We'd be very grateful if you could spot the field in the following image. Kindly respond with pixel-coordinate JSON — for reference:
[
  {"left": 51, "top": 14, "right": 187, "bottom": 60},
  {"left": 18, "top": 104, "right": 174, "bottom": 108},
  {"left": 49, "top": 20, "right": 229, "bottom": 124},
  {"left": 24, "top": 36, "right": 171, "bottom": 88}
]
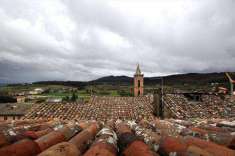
[
  {"left": 0, "top": 83, "right": 134, "bottom": 103},
  {"left": 1, "top": 72, "right": 230, "bottom": 104}
]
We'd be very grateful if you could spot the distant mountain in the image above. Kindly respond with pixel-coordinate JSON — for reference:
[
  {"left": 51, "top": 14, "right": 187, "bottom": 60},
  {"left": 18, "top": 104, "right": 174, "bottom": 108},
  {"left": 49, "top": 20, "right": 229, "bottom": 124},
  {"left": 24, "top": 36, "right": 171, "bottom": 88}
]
[
  {"left": 90, "top": 75, "right": 132, "bottom": 85},
  {"left": 34, "top": 81, "right": 88, "bottom": 89},
  {"left": 32, "top": 72, "right": 234, "bottom": 87},
  {"left": 155, "top": 72, "right": 232, "bottom": 85},
  {"left": 0, "top": 83, "right": 6, "bottom": 87},
  {"left": 91, "top": 72, "right": 234, "bottom": 86}
]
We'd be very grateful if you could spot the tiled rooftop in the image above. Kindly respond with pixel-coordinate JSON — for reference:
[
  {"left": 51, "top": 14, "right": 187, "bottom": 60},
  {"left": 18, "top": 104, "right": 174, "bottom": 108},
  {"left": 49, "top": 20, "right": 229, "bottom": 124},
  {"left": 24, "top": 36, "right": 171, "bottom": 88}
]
[
  {"left": 0, "top": 103, "right": 32, "bottom": 116},
  {"left": 1, "top": 94, "right": 235, "bottom": 155},
  {"left": 0, "top": 118, "right": 234, "bottom": 156},
  {"left": 23, "top": 94, "right": 235, "bottom": 123},
  {"left": 164, "top": 94, "right": 235, "bottom": 119},
  {"left": 25, "top": 96, "right": 154, "bottom": 121}
]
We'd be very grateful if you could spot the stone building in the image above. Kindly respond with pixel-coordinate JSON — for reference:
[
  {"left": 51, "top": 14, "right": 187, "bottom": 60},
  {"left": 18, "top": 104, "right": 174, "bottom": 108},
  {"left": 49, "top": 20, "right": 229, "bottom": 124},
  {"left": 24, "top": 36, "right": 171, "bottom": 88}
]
[
  {"left": 0, "top": 103, "right": 31, "bottom": 121},
  {"left": 134, "top": 64, "right": 144, "bottom": 96},
  {"left": 16, "top": 96, "right": 26, "bottom": 103}
]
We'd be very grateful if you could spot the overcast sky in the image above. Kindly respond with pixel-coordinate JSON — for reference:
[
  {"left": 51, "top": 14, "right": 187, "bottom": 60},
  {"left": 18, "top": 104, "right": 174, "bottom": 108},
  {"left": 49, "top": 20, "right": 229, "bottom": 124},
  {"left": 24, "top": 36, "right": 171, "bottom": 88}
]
[{"left": 0, "top": 0, "right": 235, "bottom": 83}]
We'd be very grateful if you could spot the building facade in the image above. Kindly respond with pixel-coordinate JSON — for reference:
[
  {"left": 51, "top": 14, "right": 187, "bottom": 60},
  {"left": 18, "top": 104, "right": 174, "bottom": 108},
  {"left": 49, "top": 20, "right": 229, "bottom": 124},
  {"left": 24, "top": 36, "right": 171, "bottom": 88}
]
[{"left": 134, "top": 64, "right": 144, "bottom": 96}]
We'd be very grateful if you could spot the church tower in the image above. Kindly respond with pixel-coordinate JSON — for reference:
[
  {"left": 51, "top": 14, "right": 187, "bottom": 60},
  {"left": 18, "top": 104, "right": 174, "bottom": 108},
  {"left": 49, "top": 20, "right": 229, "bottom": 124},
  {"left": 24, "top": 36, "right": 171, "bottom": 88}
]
[{"left": 134, "top": 64, "right": 144, "bottom": 96}]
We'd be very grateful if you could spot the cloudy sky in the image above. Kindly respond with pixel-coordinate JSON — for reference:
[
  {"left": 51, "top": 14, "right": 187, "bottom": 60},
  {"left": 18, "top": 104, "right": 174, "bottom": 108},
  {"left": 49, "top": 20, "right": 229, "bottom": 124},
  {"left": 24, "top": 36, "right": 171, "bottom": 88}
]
[{"left": 0, "top": 0, "right": 235, "bottom": 83}]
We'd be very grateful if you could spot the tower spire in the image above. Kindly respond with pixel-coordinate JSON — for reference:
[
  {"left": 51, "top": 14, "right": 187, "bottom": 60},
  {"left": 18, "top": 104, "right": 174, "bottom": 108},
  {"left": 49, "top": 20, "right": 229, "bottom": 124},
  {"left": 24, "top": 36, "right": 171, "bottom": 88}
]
[{"left": 135, "top": 64, "right": 142, "bottom": 75}]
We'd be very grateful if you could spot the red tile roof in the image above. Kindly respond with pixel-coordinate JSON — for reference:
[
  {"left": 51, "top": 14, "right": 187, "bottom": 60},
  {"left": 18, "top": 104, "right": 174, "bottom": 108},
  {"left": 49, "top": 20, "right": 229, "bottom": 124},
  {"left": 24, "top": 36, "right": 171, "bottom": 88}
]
[
  {"left": 0, "top": 118, "right": 234, "bottom": 156},
  {"left": 24, "top": 96, "right": 154, "bottom": 121}
]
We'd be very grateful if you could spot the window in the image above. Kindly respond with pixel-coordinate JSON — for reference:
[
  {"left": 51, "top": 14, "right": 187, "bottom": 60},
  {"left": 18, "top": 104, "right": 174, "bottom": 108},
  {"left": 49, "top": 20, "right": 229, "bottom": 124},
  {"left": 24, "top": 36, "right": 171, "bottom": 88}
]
[
  {"left": 4, "top": 116, "right": 7, "bottom": 120},
  {"left": 138, "top": 80, "right": 140, "bottom": 87},
  {"left": 183, "top": 93, "right": 202, "bottom": 102},
  {"left": 138, "top": 90, "right": 140, "bottom": 96},
  {"left": 13, "top": 116, "right": 15, "bottom": 120}
]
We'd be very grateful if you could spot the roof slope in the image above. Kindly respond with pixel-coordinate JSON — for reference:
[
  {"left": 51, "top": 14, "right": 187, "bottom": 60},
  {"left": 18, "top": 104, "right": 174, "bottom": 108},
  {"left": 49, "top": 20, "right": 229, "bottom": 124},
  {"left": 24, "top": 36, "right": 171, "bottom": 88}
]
[
  {"left": 164, "top": 94, "right": 235, "bottom": 119},
  {"left": 0, "top": 118, "right": 234, "bottom": 156},
  {"left": 25, "top": 96, "right": 154, "bottom": 121},
  {"left": 0, "top": 103, "right": 32, "bottom": 116}
]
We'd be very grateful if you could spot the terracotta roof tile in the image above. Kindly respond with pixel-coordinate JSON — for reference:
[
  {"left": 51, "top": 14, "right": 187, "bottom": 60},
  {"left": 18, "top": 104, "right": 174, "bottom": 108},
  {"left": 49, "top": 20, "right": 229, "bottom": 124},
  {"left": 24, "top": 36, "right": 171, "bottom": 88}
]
[
  {"left": 0, "top": 118, "right": 234, "bottom": 155},
  {"left": 0, "top": 95, "right": 235, "bottom": 155},
  {"left": 164, "top": 94, "right": 235, "bottom": 119},
  {"left": 24, "top": 96, "right": 154, "bottom": 121}
]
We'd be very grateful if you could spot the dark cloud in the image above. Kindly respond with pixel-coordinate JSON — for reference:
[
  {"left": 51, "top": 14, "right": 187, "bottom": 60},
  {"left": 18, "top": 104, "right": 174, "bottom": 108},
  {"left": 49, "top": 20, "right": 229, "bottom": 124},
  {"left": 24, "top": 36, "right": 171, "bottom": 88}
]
[{"left": 0, "top": 0, "right": 235, "bottom": 83}]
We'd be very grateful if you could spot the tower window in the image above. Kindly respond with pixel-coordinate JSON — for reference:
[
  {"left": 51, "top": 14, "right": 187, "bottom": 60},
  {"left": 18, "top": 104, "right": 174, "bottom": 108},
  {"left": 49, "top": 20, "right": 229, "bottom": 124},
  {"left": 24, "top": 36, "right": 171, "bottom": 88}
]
[
  {"left": 138, "top": 90, "right": 140, "bottom": 96},
  {"left": 138, "top": 80, "right": 140, "bottom": 87}
]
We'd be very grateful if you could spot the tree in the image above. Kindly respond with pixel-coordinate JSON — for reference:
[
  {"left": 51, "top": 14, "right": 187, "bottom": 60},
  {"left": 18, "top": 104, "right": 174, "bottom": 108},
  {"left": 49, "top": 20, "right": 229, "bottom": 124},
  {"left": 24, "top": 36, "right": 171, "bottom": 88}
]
[
  {"left": 63, "top": 96, "right": 70, "bottom": 102},
  {"left": 71, "top": 92, "right": 78, "bottom": 102}
]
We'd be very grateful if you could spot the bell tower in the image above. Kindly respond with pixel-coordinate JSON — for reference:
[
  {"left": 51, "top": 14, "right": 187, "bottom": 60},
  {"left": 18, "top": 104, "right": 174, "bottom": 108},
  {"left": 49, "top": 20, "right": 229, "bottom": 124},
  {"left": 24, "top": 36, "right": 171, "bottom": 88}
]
[{"left": 134, "top": 64, "right": 144, "bottom": 96}]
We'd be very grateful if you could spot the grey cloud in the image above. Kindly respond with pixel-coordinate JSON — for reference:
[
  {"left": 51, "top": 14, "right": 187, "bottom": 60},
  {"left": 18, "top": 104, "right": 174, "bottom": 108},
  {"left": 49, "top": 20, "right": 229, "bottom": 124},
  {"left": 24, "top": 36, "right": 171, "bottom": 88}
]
[{"left": 0, "top": 0, "right": 235, "bottom": 83}]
